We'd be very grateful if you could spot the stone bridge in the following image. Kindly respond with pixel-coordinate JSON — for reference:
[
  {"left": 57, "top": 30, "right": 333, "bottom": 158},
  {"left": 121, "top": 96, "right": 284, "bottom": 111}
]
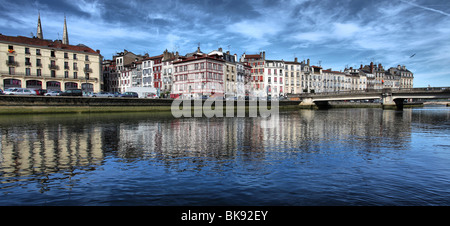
[{"left": 288, "top": 87, "right": 450, "bottom": 110}]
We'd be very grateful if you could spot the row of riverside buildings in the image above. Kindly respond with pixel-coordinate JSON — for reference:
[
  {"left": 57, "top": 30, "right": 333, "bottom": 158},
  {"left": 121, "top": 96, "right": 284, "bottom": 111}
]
[
  {"left": 103, "top": 48, "right": 414, "bottom": 99},
  {"left": 0, "top": 15, "right": 414, "bottom": 97}
]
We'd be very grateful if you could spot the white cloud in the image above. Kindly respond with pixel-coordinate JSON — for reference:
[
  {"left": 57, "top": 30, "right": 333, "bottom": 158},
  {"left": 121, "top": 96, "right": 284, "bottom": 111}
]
[
  {"left": 292, "top": 32, "right": 327, "bottom": 42},
  {"left": 332, "top": 23, "right": 360, "bottom": 39},
  {"left": 226, "top": 20, "right": 283, "bottom": 40}
]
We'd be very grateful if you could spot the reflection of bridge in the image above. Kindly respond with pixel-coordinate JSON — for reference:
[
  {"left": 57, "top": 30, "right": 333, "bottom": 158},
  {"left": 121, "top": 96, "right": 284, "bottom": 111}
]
[{"left": 288, "top": 87, "right": 450, "bottom": 110}]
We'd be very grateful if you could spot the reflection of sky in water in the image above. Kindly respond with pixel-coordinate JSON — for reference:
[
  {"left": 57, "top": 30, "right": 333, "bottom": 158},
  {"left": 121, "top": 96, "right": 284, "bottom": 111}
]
[{"left": 0, "top": 107, "right": 449, "bottom": 205}]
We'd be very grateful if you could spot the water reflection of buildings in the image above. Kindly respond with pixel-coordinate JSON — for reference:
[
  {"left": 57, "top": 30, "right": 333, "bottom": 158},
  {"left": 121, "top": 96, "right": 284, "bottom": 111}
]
[
  {"left": 0, "top": 109, "right": 415, "bottom": 181},
  {"left": 115, "top": 109, "right": 413, "bottom": 164},
  {"left": 117, "top": 117, "right": 240, "bottom": 159},
  {"left": 0, "top": 123, "right": 103, "bottom": 179}
]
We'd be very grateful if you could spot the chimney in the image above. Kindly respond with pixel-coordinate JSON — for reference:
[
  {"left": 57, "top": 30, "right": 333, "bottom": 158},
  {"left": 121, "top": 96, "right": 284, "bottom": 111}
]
[
  {"left": 370, "top": 62, "right": 374, "bottom": 72},
  {"left": 262, "top": 51, "right": 265, "bottom": 60},
  {"left": 295, "top": 57, "right": 298, "bottom": 63},
  {"left": 218, "top": 47, "right": 222, "bottom": 52},
  {"left": 307, "top": 59, "right": 310, "bottom": 66}
]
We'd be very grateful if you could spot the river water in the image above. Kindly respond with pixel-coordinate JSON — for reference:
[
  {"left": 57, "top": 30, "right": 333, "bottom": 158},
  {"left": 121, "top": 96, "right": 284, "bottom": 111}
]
[{"left": 0, "top": 107, "right": 449, "bottom": 206}]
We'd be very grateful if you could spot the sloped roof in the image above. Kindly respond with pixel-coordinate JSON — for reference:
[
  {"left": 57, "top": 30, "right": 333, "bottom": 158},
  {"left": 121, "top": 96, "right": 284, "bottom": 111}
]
[{"left": 0, "top": 34, "right": 99, "bottom": 54}]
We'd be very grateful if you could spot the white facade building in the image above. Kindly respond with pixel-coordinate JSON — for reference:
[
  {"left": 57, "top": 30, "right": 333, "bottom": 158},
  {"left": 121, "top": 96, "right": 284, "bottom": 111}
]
[
  {"left": 265, "top": 60, "right": 285, "bottom": 98},
  {"left": 142, "top": 58, "right": 153, "bottom": 88}
]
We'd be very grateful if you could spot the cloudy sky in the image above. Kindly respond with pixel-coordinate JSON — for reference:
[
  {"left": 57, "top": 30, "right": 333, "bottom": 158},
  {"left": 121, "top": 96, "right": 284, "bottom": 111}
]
[{"left": 1, "top": 0, "right": 449, "bottom": 87}]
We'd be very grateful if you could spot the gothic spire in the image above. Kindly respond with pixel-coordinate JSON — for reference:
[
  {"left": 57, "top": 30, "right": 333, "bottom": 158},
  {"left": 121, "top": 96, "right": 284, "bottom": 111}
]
[
  {"left": 62, "top": 15, "right": 69, "bottom": 45},
  {"left": 37, "top": 12, "right": 43, "bottom": 39}
]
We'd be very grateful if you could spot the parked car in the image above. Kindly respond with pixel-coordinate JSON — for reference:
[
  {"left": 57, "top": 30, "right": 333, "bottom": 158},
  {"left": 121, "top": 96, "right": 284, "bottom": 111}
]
[
  {"left": 120, "top": 92, "right": 138, "bottom": 98},
  {"left": 0, "top": 89, "right": 3, "bottom": 95},
  {"left": 60, "top": 89, "right": 83, "bottom": 96},
  {"left": 45, "top": 90, "right": 63, "bottom": 96},
  {"left": 4, "top": 88, "right": 36, "bottom": 95},
  {"left": 31, "top": 89, "right": 47, "bottom": 96},
  {"left": 3, "top": 88, "right": 18, "bottom": 94},
  {"left": 91, "top": 91, "right": 114, "bottom": 97}
]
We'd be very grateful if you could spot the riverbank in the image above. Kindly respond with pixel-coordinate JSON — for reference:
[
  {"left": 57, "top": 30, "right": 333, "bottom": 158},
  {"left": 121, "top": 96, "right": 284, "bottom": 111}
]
[
  {"left": 0, "top": 95, "right": 301, "bottom": 115},
  {"left": 0, "top": 95, "right": 427, "bottom": 114}
]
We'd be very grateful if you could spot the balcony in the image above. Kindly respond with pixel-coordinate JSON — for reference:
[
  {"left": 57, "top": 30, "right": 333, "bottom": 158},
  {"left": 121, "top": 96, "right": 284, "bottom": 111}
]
[
  {"left": 6, "top": 60, "right": 19, "bottom": 67},
  {"left": 48, "top": 64, "right": 60, "bottom": 70},
  {"left": 83, "top": 68, "right": 93, "bottom": 73}
]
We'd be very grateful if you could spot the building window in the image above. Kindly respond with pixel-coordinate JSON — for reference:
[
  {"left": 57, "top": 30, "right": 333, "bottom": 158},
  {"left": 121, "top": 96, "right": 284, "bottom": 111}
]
[
  {"left": 64, "top": 71, "right": 69, "bottom": 78},
  {"left": 25, "top": 68, "right": 31, "bottom": 76},
  {"left": 25, "top": 58, "right": 31, "bottom": 66},
  {"left": 74, "top": 72, "right": 78, "bottom": 79},
  {"left": 37, "top": 69, "right": 41, "bottom": 77},
  {"left": 9, "top": 67, "right": 15, "bottom": 75},
  {"left": 51, "top": 50, "right": 56, "bottom": 57},
  {"left": 64, "top": 53, "right": 68, "bottom": 59},
  {"left": 8, "top": 55, "right": 15, "bottom": 65},
  {"left": 51, "top": 70, "right": 56, "bottom": 78},
  {"left": 85, "top": 55, "right": 89, "bottom": 61},
  {"left": 73, "top": 54, "right": 77, "bottom": 60},
  {"left": 36, "top": 59, "right": 41, "bottom": 67},
  {"left": 25, "top": 48, "right": 30, "bottom": 54},
  {"left": 36, "top": 49, "right": 41, "bottom": 55}
]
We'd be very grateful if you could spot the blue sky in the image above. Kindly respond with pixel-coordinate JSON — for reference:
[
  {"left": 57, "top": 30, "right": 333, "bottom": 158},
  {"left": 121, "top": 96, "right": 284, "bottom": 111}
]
[{"left": 1, "top": 0, "right": 449, "bottom": 87}]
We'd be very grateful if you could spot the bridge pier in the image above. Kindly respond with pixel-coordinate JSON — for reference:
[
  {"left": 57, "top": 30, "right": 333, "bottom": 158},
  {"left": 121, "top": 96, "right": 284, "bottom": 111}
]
[
  {"left": 299, "top": 97, "right": 316, "bottom": 109},
  {"left": 299, "top": 98, "right": 331, "bottom": 109},
  {"left": 382, "top": 94, "right": 404, "bottom": 111}
]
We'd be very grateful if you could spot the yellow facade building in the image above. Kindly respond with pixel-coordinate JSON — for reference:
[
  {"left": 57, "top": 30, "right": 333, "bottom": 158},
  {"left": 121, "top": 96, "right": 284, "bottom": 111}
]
[{"left": 0, "top": 15, "right": 102, "bottom": 92}]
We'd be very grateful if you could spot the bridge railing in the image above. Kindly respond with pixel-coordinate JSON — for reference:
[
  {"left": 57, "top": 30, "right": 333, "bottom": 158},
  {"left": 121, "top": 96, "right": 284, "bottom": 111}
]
[
  {"left": 391, "top": 87, "right": 450, "bottom": 92},
  {"left": 287, "top": 87, "right": 450, "bottom": 97},
  {"left": 287, "top": 89, "right": 381, "bottom": 97}
]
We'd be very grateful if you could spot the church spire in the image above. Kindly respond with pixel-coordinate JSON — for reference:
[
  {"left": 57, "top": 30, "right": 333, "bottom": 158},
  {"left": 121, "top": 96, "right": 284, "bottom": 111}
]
[
  {"left": 37, "top": 12, "right": 43, "bottom": 39},
  {"left": 62, "top": 15, "right": 69, "bottom": 45}
]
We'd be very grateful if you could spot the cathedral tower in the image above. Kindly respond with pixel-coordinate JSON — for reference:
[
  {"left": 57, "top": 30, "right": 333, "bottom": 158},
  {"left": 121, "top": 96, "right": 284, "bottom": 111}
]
[
  {"left": 62, "top": 15, "right": 69, "bottom": 45},
  {"left": 37, "top": 12, "right": 43, "bottom": 39}
]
